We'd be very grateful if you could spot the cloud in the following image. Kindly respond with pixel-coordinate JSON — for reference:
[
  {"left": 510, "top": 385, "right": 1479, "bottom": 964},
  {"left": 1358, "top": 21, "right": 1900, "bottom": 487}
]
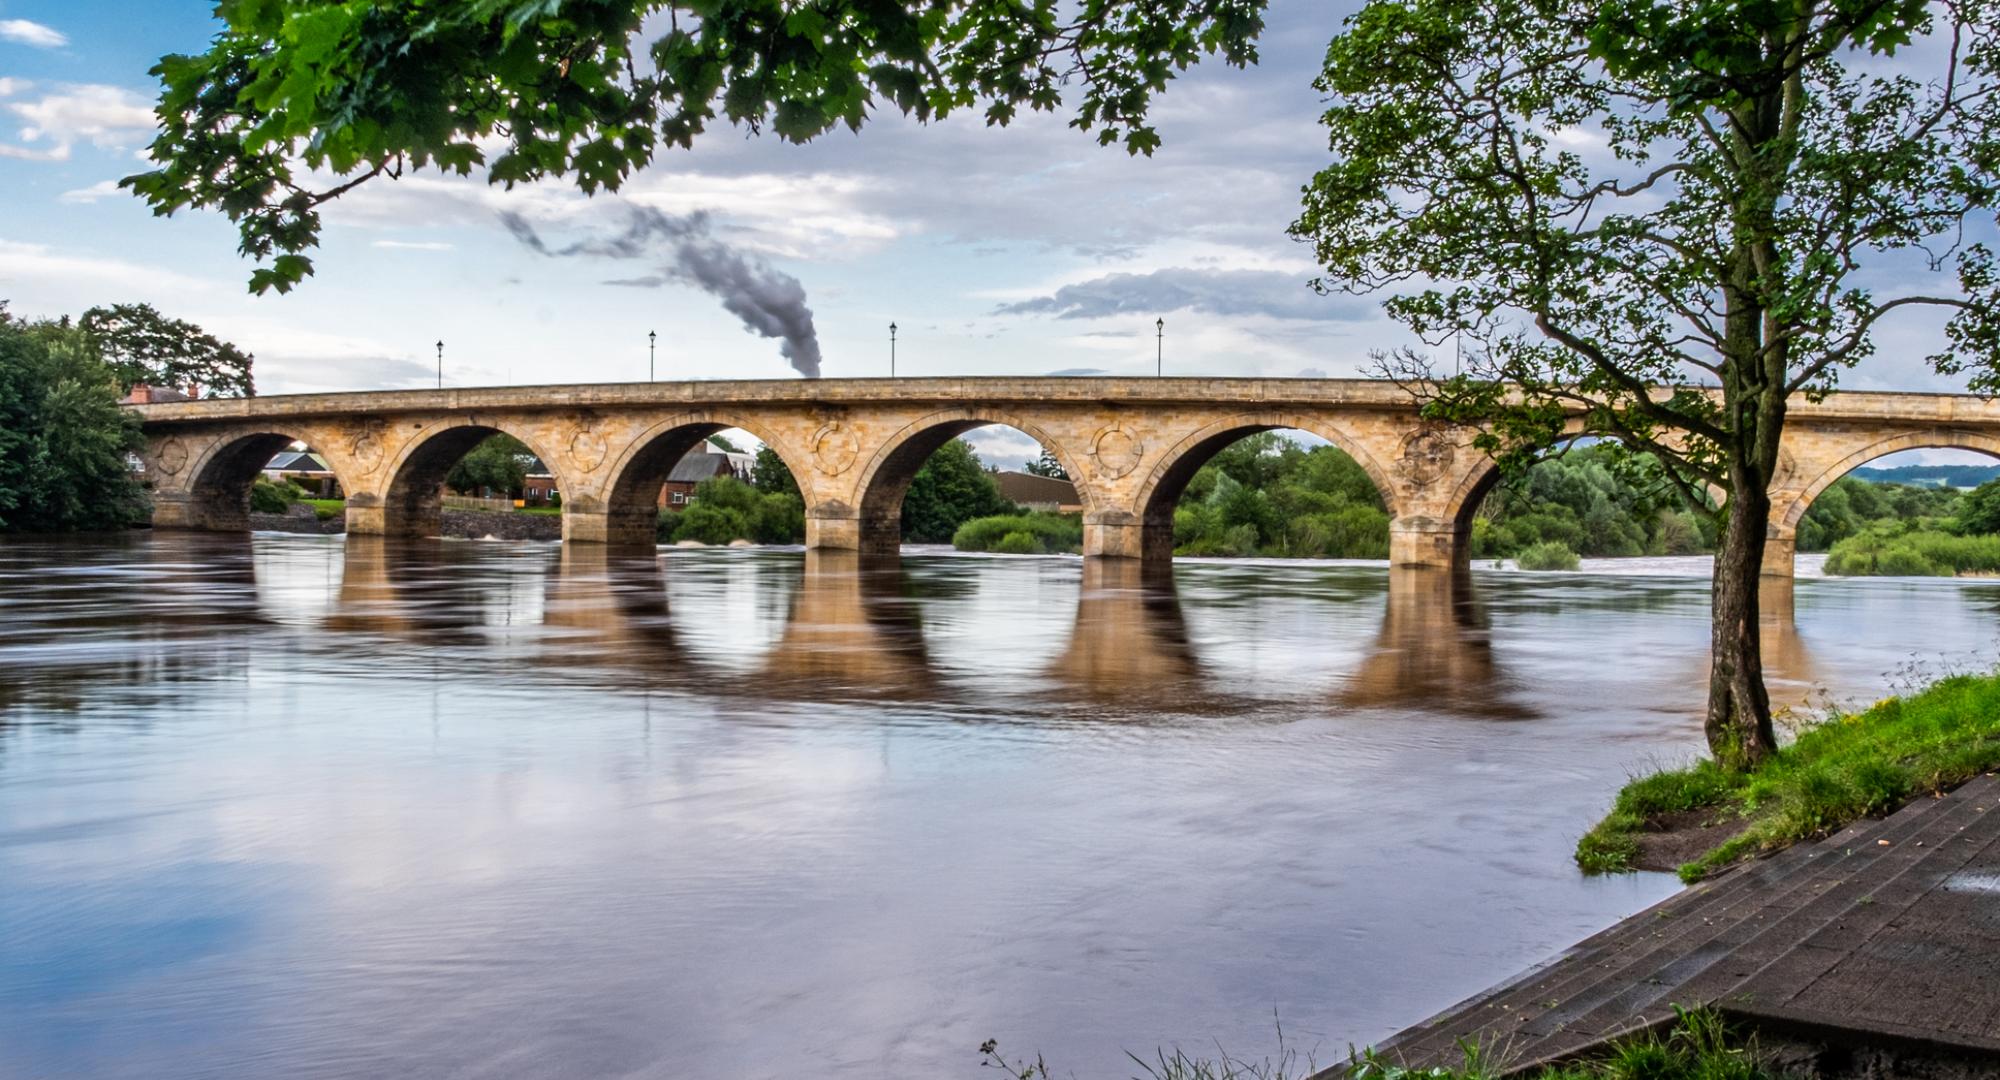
[
  {"left": 0, "top": 19, "right": 65, "bottom": 48},
  {"left": 58, "top": 179, "right": 121, "bottom": 203},
  {"left": 0, "top": 77, "right": 29, "bottom": 97},
  {"left": 995, "top": 267, "right": 1380, "bottom": 322},
  {"left": 1, "top": 84, "right": 155, "bottom": 161},
  {"left": 1044, "top": 367, "right": 1110, "bottom": 376},
  {"left": 501, "top": 206, "right": 823, "bottom": 378},
  {"left": 0, "top": 237, "right": 211, "bottom": 295},
  {"left": 371, "top": 239, "right": 455, "bottom": 251},
  {"left": 959, "top": 425, "right": 1046, "bottom": 471},
  {"left": 255, "top": 354, "right": 438, "bottom": 395}
]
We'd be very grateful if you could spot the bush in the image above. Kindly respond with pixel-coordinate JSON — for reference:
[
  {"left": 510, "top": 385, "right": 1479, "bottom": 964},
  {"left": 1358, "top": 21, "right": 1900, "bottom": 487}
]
[
  {"left": 1825, "top": 526, "right": 2000, "bottom": 576},
  {"left": 249, "top": 478, "right": 302, "bottom": 514},
  {"left": 1515, "top": 540, "right": 1581, "bottom": 571},
  {"left": 668, "top": 502, "right": 741, "bottom": 545},
  {"left": 1285, "top": 506, "right": 1390, "bottom": 558},
  {"left": 657, "top": 476, "right": 804, "bottom": 545},
  {"left": 992, "top": 531, "right": 1041, "bottom": 554},
  {"left": 952, "top": 512, "right": 1082, "bottom": 554}
]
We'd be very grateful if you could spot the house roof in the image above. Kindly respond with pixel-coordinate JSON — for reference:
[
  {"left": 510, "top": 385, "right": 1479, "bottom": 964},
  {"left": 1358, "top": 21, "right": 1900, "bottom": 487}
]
[
  {"left": 666, "top": 450, "right": 745, "bottom": 484},
  {"left": 265, "top": 450, "right": 330, "bottom": 473},
  {"left": 993, "top": 470, "right": 1080, "bottom": 506}
]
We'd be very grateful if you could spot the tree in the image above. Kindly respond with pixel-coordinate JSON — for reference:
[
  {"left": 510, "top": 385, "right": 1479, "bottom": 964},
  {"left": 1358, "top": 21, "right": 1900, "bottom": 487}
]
[
  {"left": 1294, "top": 0, "right": 2000, "bottom": 768},
  {"left": 79, "top": 303, "right": 255, "bottom": 398},
  {"left": 902, "top": 439, "right": 1015, "bottom": 542},
  {"left": 0, "top": 313, "right": 148, "bottom": 533},
  {"left": 751, "top": 445, "right": 799, "bottom": 497},
  {"left": 707, "top": 434, "right": 742, "bottom": 453},
  {"left": 446, "top": 434, "right": 530, "bottom": 496},
  {"left": 1025, "top": 446, "right": 1070, "bottom": 480},
  {"left": 125, "top": 0, "right": 1266, "bottom": 294},
  {"left": 1958, "top": 477, "right": 2000, "bottom": 535}
]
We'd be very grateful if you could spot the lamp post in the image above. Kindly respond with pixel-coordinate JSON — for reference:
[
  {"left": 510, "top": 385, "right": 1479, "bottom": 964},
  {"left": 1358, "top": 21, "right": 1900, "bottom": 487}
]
[
  {"left": 649, "top": 330, "right": 657, "bottom": 382},
  {"left": 1155, "top": 318, "right": 1164, "bottom": 377},
  {"left": 889, "top": 321, "right": 898, "bottom": 378},
  {"left": 435, "top": 340, "right": 443, "bottom": 388}
]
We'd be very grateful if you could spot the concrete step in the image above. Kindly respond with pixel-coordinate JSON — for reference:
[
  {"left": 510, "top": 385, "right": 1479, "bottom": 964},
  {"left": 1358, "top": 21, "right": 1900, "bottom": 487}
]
[
  {"left": 1546, "top": 780, "right": 1999, "bottom": 1044},
  {"left": 1367, "top": 785, "right": 1969, "bottom": 1071}
]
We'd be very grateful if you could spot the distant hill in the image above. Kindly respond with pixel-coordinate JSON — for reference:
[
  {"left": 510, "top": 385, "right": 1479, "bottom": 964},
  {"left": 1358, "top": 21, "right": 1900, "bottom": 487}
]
[{"left": 1850, "top": 462, "right": 2000, "bottom": 489}]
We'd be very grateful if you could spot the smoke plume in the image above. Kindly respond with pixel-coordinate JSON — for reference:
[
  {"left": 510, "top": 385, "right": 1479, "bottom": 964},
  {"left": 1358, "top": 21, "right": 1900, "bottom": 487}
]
[{"left": 499, "top": 207, "right": 822, "bottom": 378}]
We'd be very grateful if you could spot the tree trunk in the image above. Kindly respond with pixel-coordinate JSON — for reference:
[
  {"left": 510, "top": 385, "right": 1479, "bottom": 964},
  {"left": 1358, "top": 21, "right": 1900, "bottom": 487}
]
[{"left": 1706, "top": 461, "right": 1779, "bottom": 769}]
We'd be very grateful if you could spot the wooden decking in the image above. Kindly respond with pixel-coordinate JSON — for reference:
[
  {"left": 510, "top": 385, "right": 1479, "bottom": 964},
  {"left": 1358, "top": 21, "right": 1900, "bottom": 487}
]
[{"left": 1355, "top": 774, "right": 2000, "bottom": 1075}]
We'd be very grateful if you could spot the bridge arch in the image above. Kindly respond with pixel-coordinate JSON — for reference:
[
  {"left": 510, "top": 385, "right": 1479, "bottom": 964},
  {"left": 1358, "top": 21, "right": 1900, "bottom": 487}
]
[
  {"left": 596, "top": 411, "right": 817, "bottom": 546},
  {"left": 1128, "top": 411, "right": 1400, "bottom": 562},
  {"left": 1777, "top": 429, "right": 2000, "bottom": 534},
  {"left": 376, "top": 418, "right": 572, "bottom": 539},
  {"left": 1763, "top": 428, "right": 2000, "bottom": 576},
  {"left": 850, "top": 408, "right": 1095, "bottom": 555},
  {"left": 179, "top": 429, "right": 355, "bottom": 532}
]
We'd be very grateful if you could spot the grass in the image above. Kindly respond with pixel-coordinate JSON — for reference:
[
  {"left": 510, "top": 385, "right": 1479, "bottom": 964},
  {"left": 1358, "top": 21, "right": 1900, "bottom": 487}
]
[
  {"left": 1578, "top": 671, "right": 2000, "bottom": 882},
  {"left": 1345, "top": 1007, "right": 1774, "bottom": 1079},
  {"left": 300, "top": 498, "right": 345, "bottom": 522},
  {"left": 980, "top": 1008, "right": 1770, "bottom": 1080}
]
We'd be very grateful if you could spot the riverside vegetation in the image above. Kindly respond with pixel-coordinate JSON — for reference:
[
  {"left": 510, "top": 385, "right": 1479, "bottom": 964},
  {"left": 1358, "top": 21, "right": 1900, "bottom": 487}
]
[
  {"left": 0, "top": 301, "right": 255, "bottom": 535},
  {"left": 980, "top": 1006, "right": 1775, "bottom": 1080},
  {"left": 1578, "top": 670, "right": 2000, "bottom": 883}
]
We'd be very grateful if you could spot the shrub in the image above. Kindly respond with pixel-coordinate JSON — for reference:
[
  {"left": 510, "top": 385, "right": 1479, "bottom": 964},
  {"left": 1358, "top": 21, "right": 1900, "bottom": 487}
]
[
  {"left": 992, "top": 531, "right": 1041, "bottom": 554},
  {"left": 952, "top": 512, "right": 1082, "bottom": 554},
  {"left": 1873, "top": 546, "right": 1939, "bottom": 576},
  {"left": 1286, "top": 506, "right": 1391, "bottom": 558},
  {"left": 249, "top": 479, "right": 297, "bottom": 513},
  {"left": 668, "top": 502, "right": 743, "bottom": 545},
  {"left": 1825, "top": 527, "right": 2000, "bottom": 576},
  {"left": 1515, "top": 540, "right": 1580, "bottom": 571}
]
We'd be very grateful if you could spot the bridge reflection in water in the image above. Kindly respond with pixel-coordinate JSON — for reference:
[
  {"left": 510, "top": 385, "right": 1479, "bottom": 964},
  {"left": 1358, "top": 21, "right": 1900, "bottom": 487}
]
[
  {"left": 0, "top": 533, "right": 1833, "bottom": 729},
  {"left": 309, "top": 539, "right": 1600, "bottom": 718}
]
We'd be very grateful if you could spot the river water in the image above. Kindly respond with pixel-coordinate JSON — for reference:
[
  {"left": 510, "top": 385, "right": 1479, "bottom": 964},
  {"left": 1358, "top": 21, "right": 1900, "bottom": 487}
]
[{"left": 2, "top": 533, "right": 1995, "bottom": 1079}]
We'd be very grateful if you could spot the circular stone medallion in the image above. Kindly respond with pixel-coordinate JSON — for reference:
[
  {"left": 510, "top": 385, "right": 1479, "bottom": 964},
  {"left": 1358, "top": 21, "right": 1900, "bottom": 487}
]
[
  {"left": 570, "top": 428, "right": 609, "bottom": 473},
  {"left": 153, "top": 437, "right": 188, "bottom": 477},
  {"left": 811, "top": 423, "right": 860, "bottom": 476},
  {"left": 1398, "top": 426, "right": 1456, "bottom": 486},
  {"left": 1091, "top": 425, "right": 1143, "bottom": 479}
]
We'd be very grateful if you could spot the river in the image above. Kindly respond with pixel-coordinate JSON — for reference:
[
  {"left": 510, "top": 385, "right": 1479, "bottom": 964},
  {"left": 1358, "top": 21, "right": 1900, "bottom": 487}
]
[{"left": 1, "top": 533, "right": 1995, "bottom": 1079}]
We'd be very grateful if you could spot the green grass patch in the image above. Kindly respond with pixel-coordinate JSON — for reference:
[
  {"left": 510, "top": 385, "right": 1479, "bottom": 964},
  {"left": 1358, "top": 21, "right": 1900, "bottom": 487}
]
[
  {"left": 518, "top": 506, "right": 563, "bottom": 516},
  {"left": 1346, "top": 1007, "right": 1772, "bottom": 1079},
  {"left": 982, "top": 1007, "right": 1771, "bottom": 1080},
  {"left": 301, "top": 498, "right": 345, "bottom": 522},
  {"left": 1579, "top": 672, "right": 2000, "bottom": 882}
]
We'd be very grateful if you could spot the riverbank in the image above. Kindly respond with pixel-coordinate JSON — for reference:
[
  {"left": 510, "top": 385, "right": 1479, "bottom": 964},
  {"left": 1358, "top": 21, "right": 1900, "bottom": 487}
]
[
  {"left": 1576, "top": 671, "right": 2000, "bottom": 882},
  {"left": 1346, "top": 774, "right": 2000, "bottom": 1079}
]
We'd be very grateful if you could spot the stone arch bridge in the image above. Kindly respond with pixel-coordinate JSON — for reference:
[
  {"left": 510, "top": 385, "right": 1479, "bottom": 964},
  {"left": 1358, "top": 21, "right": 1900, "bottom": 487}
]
[{"left": 130, "top": 377, "right": 2000, "bottom": 573}]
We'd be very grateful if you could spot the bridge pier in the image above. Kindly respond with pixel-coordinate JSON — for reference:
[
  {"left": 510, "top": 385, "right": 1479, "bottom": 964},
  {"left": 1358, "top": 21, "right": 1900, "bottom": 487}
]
[
  {"left": 1761, "top": 533, "right": 1797, "bottom": 577},
  {"left": 1389, "top": 517, "right": 1465, "bottom": 570},
  {"left": 1082, "top": 514, "right": 1145, "bottom": 560},
  {"left": 805, "top": 507, "right": 863, "bottom": 552}
]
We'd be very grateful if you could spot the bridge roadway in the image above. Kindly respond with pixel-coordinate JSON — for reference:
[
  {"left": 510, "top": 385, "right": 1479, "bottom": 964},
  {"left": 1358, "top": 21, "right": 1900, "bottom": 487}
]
[{"left": 129, "top": 377, "right": 2000, "bottom": 573}]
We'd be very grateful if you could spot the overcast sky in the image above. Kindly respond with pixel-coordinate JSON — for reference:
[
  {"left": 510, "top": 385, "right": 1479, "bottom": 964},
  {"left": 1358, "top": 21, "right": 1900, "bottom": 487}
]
[{"left": 0, "top": 0, "right": 1987, "bottom": 469}]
